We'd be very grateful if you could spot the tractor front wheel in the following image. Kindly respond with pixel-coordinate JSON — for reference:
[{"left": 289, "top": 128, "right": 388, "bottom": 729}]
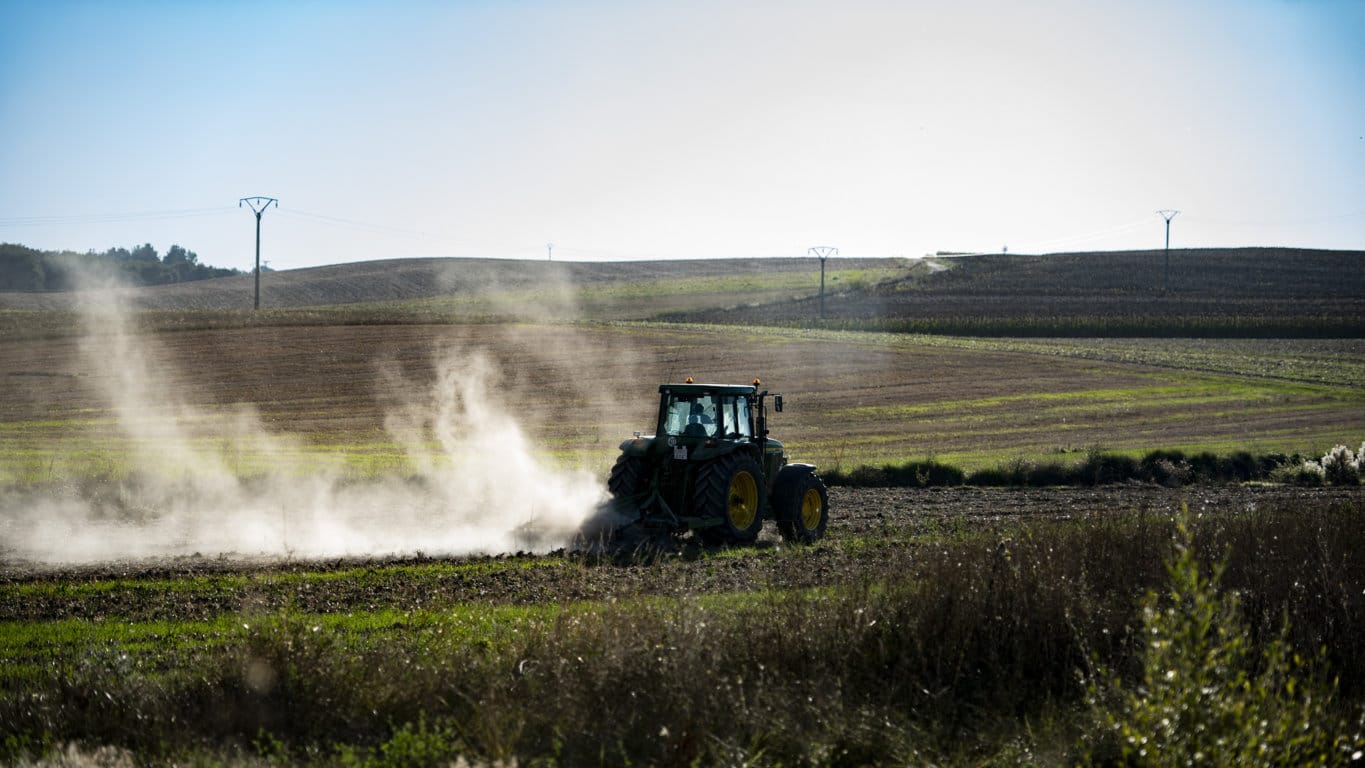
[{"left": 696, "top": 454, "right": 765, "bottom": 543}]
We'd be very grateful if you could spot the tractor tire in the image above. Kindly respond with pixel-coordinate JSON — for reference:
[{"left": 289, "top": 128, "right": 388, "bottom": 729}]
[
  {"left": 775, "top": 470, "right": 829, "bottom": 544},
  {"left": 608, "top": 455, "right": 649, "bottom": 498},
  {"left": 696, "top": 453, "right": 765, "bottom": 543}
]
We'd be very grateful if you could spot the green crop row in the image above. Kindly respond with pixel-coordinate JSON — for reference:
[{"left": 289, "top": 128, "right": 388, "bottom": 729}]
[
  {"left": 612, "top": 322, "right": 1365, "bottom": 388},
  {"left": 815, "top": 313, "right": 1365, "bottom": 338}
]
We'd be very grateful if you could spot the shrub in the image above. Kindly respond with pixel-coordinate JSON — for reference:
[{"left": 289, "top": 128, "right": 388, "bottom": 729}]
[
  {"left": 1082, "top": 511, "right": 1365, "bottom": 766},
  {"left": 1267, "top": 457, "right": 1323, "bottom": 486},
  {"left": 964, "top": 458, "right": 1074, "bottom": 486},
  {"left": 1322, "top": 444, "right": 1361, "bottom": 486},
  {"left": 1080, "top": 449, "right": 1139, "bottom": 485},
  {"left": 333, "top": 716, "right": 469, "bottom": 768},
  {"left": 1139, "top": 451, "right": 1193, "bottom": 487},
  {"left": 832, "top": 444, "right": 1363, "bottom": 488},
  {"left": 826, "top": 460, "right": 964, "bottom": 487}
]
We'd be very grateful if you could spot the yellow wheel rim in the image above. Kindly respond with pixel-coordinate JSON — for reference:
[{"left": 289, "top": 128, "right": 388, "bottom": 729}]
[
  {"left": 800, "top": 487, "right": 824, "bottom": 531},
  {"left": 728, "top": 471, "right": 759, "bottom": 530}
]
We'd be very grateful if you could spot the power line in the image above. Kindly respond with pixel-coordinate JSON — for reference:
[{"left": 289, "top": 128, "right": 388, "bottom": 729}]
[
  {"left": 1020, "top": 218, "right": 1152, "bottom": 252},
  {"left": 275, "top": 208, "right": 435, "bottom": 238},
  {"left": 0, "top": 207, "right": 236, "bottom": 227},
  {"left": 1187, "top": 208, "right": 1365, "bottom": 228}
]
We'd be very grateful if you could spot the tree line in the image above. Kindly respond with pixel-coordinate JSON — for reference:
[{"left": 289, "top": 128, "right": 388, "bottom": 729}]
[{"left": 0, "top": 242, "right": 243, "bottom": 291}]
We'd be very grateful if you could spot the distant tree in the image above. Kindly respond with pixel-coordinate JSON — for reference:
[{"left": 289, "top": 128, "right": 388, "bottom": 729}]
[
  {"left": 163, "top": 244, "right": 204, "bottom": 282},
  {"left": 129, "top": 243, "right": 159, "bottom": 264},
  {"left": 164, "top": 244, "right": 197, "bottom": 267},
  {"left": 0, "top": 244, "right": 46, "bottom": 290},
  {"left": 140, "top": 260, "right": 167, "bottom": 284},
  {"left": 0, "top": 242, "right": 241, "bottom": 291}
]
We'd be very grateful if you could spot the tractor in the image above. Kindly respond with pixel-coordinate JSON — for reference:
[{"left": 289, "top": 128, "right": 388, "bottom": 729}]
[{"left": 597, "top": 378, "right": 829, "bottom": 546}]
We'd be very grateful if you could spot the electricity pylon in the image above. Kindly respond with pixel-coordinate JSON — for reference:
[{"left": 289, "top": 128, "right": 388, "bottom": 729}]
[
  {"left": 808, "top": 246, "right": 838, "bottom": 319},
  {"left": 1157, "top": 210, "right": 1179, "bottom": 293},
  {"left": 240, "top": 197, "right": 278, "bottom": 310}
]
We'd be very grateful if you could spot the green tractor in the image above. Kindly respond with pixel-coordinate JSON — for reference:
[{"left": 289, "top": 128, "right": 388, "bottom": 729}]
[{"left": 598, "top": 379, "right": 829, "bottom": 546}]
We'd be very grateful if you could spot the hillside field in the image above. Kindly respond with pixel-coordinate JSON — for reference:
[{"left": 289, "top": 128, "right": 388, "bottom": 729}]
[
  {"left": 669, "top": 248, "right": 1365, "bottom": 337},
  {"left": 3, "top": 322, "right": 1362, "bottom": 482}
]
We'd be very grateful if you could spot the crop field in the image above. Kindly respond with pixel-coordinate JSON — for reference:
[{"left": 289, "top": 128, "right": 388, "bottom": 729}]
[
  {"left": 2, "top": 321, "right": 1363, "bottom": 483},
  {"left": 677, "top": 248, "right": 1365, "bottom": 337},
  {"left": 0, "top": 257, "right": 908, "bottom": 318},
  {"left": 2, "top": 251, "right": 1364, "bottom": 765}
]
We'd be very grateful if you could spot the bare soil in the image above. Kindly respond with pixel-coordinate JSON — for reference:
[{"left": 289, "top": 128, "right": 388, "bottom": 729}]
[
  {"left": 666, "top": 249, "right": 1365, "bottom": 333},
  {"left": 5, "top": 323, "right": 1360, "bottom": 472}
]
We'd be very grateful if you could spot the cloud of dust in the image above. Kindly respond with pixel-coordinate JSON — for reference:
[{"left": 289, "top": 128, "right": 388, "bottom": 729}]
[
  {"left": 433, "top": 257, "right": 582, "bottom": 324},
  {"left": 432, "top": 257, "right": 660, "bottom": 433},
  {"left": 0, "top": 278, "right": 607, "bottom": 567}
]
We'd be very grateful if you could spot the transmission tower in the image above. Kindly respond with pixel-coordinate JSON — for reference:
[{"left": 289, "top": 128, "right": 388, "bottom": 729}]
[
  {"left": 808, "top": 246, "right": 838, "bottom": 319},
  {"left": 1157, "top": 209, "right": 1179, "bottom": 293},
  {"left": 240, "top": 197, "right": 278, "bottom": 310}
]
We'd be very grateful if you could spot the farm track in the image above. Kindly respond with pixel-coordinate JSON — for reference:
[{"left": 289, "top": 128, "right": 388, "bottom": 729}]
[{"left": 3, "top": 485, "right": 1358, "bottom": 623}]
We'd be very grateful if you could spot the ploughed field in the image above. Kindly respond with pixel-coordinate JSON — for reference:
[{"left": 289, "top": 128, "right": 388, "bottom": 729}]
[
  {"left": 3, "top": 321, "right": 1363, "bottom": 480},
  {"left": 667, "top": 248, "right": 1365, "bottom": 337}
]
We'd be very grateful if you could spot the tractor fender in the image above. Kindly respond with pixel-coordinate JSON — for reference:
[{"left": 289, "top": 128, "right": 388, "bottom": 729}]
[
  {"left": 770, "top": 463, "right": 818, "bottom": 522},
  {"left": 618, "top": 436, "right": 656, "bottom": 458}
]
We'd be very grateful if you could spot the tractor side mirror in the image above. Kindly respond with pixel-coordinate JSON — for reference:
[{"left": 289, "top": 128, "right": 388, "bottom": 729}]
[{"left": 773, "top": 395, "right": 783, "bottom": 413}]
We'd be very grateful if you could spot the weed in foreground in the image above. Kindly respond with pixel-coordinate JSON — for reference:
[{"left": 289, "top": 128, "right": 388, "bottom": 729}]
[
  {"left": 1081, "top": 509, "right": 1365, "bottom": 766},
  {"left": 4, "top": 500, "right": 1363, "bottom": 766}
]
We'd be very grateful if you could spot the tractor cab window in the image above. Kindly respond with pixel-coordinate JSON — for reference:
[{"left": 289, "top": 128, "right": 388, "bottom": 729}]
[
  {"left": 721, "top": 395, "right": 753, "bottom": 439},
  {"left": 664, "top": 394, "right": 718, "bottom": 438}
]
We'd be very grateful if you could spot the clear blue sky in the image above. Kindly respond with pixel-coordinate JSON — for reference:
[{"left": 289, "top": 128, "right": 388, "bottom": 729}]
[{"left": 2, "top": 0, "right": 1362, "bottom": 271}]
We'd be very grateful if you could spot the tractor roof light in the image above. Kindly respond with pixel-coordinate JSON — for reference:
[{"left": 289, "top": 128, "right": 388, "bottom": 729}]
[
  {"left": 752, "top": 378, "right": 761, "bottom": 386},
  {"left": 685, "top": 377, "right": 694, "bottom": 384}
]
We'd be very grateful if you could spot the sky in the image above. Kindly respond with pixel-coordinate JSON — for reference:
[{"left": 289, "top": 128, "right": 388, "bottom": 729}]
[{"left": 1, "top": 0, "right": 1362, "bottom": 272}]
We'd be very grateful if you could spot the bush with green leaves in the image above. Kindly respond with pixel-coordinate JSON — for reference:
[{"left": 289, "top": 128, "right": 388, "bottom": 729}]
[{"left": 1082, "top": 511, "right": 1365, "bottom": 766}]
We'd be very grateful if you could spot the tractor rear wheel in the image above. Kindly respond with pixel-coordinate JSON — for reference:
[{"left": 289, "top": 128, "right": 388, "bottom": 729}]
[
  {"left": 696, "top": 453, "right": 765, "bottom": 543},
  {"left": 608, "top": 455, "right": 648, "bottom": 498},
  {"left": 776, "top": 471, "right": 829, "bottom": 544}
]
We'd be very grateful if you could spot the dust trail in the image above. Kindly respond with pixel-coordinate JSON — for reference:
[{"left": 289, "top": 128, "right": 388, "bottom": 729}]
[{"left": 0, "top": 280, "right": 606, "bottom": 567}]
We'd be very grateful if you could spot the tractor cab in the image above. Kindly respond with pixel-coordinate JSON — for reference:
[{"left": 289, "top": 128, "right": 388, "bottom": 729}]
[{"left": 658, "top": 384, "right": 757, "bottom": 441}]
